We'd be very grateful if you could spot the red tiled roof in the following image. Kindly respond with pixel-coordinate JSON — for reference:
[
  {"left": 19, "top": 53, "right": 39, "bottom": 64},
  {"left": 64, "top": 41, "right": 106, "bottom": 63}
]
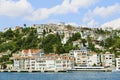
[
  {"left": 23, "top": 49, "right": 40, "bottom": 55},
  {"left": 14, "top": 56, "right": 38, "bottom": 59},
  {"left": 90, "top": 52, "right": 97, "bottom": 54}
]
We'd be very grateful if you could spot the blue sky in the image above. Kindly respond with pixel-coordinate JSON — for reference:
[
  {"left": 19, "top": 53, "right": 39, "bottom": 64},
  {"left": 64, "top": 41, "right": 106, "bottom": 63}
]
[{"left": 0, "top": 0, "right": 120, "bottom": 31}]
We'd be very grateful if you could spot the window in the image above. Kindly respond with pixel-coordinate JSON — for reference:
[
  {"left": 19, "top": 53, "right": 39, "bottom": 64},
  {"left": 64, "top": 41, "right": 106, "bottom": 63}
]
[
  {"left": 32, "top": 64, "right": 35, "bottom": 66},
  {"left": 56, "top": 61, "right": 61, "bottom": 63},
  {"left": 39, "top": 60, "right": 46, "bottom": 63},
  {"left": 63, "top": 61, "right": 66, "bottom": 63},
  {"left": 83, "top": 61, "right": 86, "bottom": 63},
  {"left": 118, "top": 62, "right": 120, "bottom": 64},
  {"left": 77, "top": 58, "right": 80, "bottom": 60},
  {"left": 56, "top": 65, "right": 62, "bottom": 67},
  {"left": 43, "top": 64, "right": 46, "bottom": 66},
  {"left": 82, "top": 53, "right": 86, "bottom": 55},
  {"left": 32, "top": 67, "right": 35, "bottom": 69}
]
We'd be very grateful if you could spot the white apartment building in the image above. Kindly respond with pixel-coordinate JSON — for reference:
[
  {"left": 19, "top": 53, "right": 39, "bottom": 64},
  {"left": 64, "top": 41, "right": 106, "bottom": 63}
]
[
  {"left": 70, "top": 48, "right": 100, "bottom": 67},
  {"left": 70, "top": 49, "right": 88, "bottom": 66},
  {"left": 13, "top": 50, "right": 74, "bottom": 71},
  {"left": 35, "top": 54, "right": 74, "bottom": 71},
  {"left": 88, "top": 52, "right": 100, "bottom": 66},
  {"left": 116, "top": 58, "right": 120, "bottom": 69},
  {"left": 101, "top": 52, "right": 115, "bottom": 67},
  {"left": 13, "top": 49, "right": 43, "bottom": 70}
]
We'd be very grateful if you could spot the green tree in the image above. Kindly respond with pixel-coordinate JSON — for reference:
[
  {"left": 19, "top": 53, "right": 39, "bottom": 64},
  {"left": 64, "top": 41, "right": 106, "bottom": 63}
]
[
  {"left": 81, "top": 39, "right": 87, "bottom": 47},
  {"left": 42, "top": 34, "right": 62, "bottom": 53},
  {"left": 66, "top": 25, "right": 73, "bottom": 30},
  {"left": 68, "top": 32, "right": 81, "bottom": 42},
  {"left": 4, "top": 28, "right": 14, "bottom": 40}
]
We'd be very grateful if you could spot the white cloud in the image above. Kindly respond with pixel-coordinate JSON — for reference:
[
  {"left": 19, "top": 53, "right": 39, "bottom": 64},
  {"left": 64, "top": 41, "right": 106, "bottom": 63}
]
[
  {"left": 84, "top": 3, "right": 120, "bottom": 20},
  {"left": 101, "top": 18, "right": 120, "bottom": 30},
  {"left": 0, "top": 0, "right": 33, "bottom": 17},
  {"left": 87, "top": 19, "right": 98, "bottom": 27},
  {"left": 83, "top": 3, "right": 120, "bottom": 27},
  {"left": 93, "top": 3, "right": 120, "bottom": 18},
  {"left": 0, "top": 0, "right": 98, "bottom": 21},
  {"left": 71, "top": 0, "right": 98, "bottom": 9},
  {"left": 25, "top": 0, "right": 98, "bottom": 21},
  {"left": 66, "top": 22, "right": 79, "bottom": 26}
]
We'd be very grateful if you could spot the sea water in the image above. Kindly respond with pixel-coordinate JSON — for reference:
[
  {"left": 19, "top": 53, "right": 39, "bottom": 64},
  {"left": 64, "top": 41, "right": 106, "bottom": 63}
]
[{"left": 0, "top": 71, "right": 119, "bottom": 80}]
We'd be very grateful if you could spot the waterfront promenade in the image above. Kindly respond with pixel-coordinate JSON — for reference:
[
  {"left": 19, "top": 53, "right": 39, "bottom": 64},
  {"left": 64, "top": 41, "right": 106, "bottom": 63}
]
[{"left": 0, "top": 66, "right": 113, "bottom": 72}]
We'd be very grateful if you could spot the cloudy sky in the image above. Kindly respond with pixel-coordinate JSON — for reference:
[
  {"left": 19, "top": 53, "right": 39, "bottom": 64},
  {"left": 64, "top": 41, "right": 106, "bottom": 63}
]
[{"left": 0, "top": 0, "right": 120, "bottom": 31}]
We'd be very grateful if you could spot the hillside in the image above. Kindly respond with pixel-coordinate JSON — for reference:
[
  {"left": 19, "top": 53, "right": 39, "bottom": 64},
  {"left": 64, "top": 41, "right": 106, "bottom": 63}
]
[{"left": 0, "top": 25, "right": 120, "bottom": 63}]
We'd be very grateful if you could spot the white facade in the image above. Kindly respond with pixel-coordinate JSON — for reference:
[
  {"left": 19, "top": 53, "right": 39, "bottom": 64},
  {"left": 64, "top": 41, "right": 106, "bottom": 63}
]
[
  {"left": 70, "top": 48, "right": 100, "bottom": 67},
  {"left": 14, "top": 60, "right": 20, "bottom": 70},
  {"left": 101, "top": 52, "right": 115, "bottom": 67},
  {"left": 13, "top": 50, "right": 74, "bottom": 71},
  {"left": 70, "top": 48, "right": 89, "bottom": 66},
  {"left": 13, "top": 49, "right": 43, "bottom": 70},
  {"left": 116, "top": 58, "right": 120, "bottom": 69},
  {"left": 88, "top": 53, "right": 98, "bottom": 66},
  {"left": 37, "top": 24, "right": 45, "bottom": 35},
  {"left": 36, "top": 55, "right": 74, "bottom": 71},
  {"left": 61, "top": 37, "right": 69, "bottom": 44}
]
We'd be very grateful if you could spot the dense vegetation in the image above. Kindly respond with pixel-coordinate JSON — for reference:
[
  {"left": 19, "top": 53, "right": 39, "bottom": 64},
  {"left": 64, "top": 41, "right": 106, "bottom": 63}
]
[
  {"left": 0, "top": 28, "right": 40, "bottom": 53},
  {"left": 0, "top": 27, "right": 120, "bottom": 63},
  {"left": 0, "top": 27, "right": 82, "bottom": 54}
]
